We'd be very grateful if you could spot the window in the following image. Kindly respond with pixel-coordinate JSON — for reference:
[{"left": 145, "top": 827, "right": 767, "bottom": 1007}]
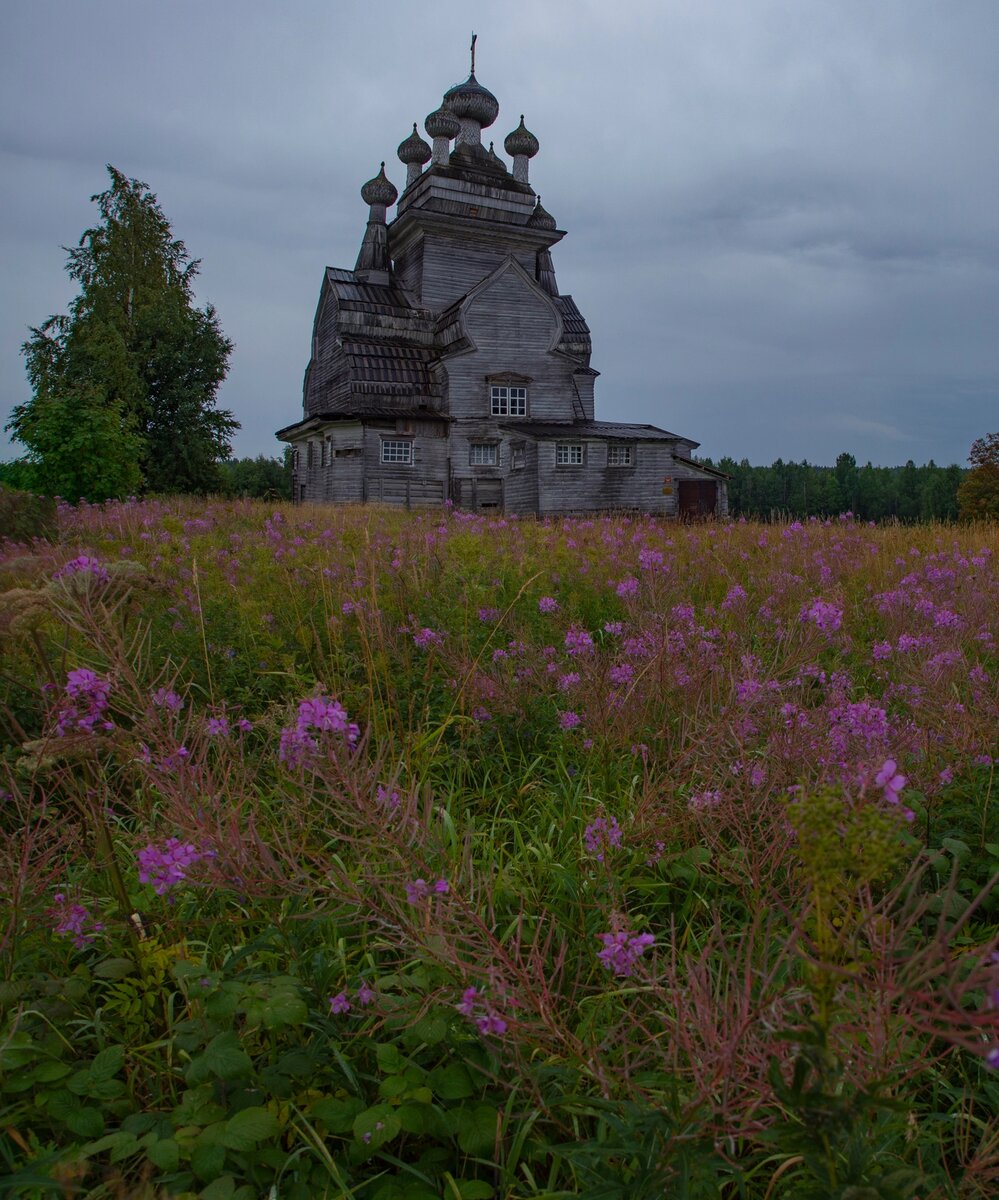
[
  {"left": 306, "top": 441, "right": 315, "bottom": 469},
  {"left": 322, "top": 438, "right": 334, "bottom": 467},
  {"left": 556, "top": 443, "right": 584, "bottom": 466},
  {"left": 380, "top": 440, "right": 413, "bottom": 465},
  {"left": 491, "top": 386, "right": 527, "bottom": 417},
  {"left": 511, "top": 443, "right": 525, "bottom": 470},
  {"left": 607, "top": 445, "right": 633, "bottom": 466},
  {"left": 470, "top": 443, "right": 498, "bottom": 466}
]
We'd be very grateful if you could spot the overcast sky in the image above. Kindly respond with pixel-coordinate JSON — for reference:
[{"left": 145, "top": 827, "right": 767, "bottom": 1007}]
[{"left": 2, "top": 0, "right": 997, "bottom": 468}]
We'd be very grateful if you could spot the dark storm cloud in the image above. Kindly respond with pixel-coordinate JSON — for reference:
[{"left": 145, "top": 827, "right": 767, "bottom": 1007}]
[{"left": 2, "top": 0, "right": 997, "bottom": 469}]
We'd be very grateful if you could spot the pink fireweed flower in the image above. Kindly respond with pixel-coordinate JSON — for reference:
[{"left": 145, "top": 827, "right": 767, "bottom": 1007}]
[
  {"left": 54, "top": 555, "right": 110, "bottom": 585},
  {"left": 137, "top": 838, "right": 215, "bottom": 895},
  {"left": 404, "top": 878, "right": 449, "bottom": 904},
  {"left": 608, "top": 663, "right": 634, "bottom": 686},
  {"left": 558, "top": 710, "right": 582, "bottom": 730},
  {"left": 457, "top": 987, "right": 479, "bottom": 1017},
  {"left": 329, "top": 991, "right": 351, "bottom": 1014},
  {"left": 205, "top": 715, "right": 230, "bottom": 737},
  {"left": 51, "top": 893, "right": 104, "bottom": 949},
  {"left": 875, "top": 759, "right": 906, "bottom": 803},
  {"left": 151, "top": 687, "right": 183, "bottom": 711},
  {"left": 801, "top": 598, "right": 844, "bottom": 634},
  {"left": 597, "top": 930, "right": 656, "bottom": 978},
  {"left": 538, "top": 596, "right": 559, "bottom": 613},
  {"left": 558, "top": 672, "right": 581, "bottom": 691},
  {"left": 584, "top": 815, "right": 623, "bottom": 861},
  {"left": 357, "top": 981, "right": 376, "bottom": 1007},
  {"left": 615, "top": 576, "right": 639, "bottom": 597},
  {"left": 457, "top": 985, "right": 508, "bottom": 1036},
  {"left": 56, "top": 669, "right": 114, "bottom": 735},
  {"left": 564, "top": 627, "right": 594, "bottom": 655},
  {"left": 688, "top": 790, "right": 723, "bottom": 812},
  {"left": 476, "top": 1013, "right": 508, "bottom": 1036},
  {"left": 413, "top": 627, "right": 444, "bottom": 649}
]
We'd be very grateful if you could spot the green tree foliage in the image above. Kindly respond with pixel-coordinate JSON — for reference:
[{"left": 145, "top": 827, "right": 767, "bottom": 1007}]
[
  {"left": 707, "top": 455, "right": 965, "bottom": 522},
  {"left": 218, "top": 452, "right": 293, "bottom": 500},
  {"left": 6, "top": 166, "right": 236, "bottom": 500},
  {"left": 957, "top": 432, "right": 999, "bottom": 520}
]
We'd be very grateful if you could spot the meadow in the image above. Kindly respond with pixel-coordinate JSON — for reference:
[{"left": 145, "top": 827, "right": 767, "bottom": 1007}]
[{"left": 1, "top": 498, "right": 997, "bottom": 1199}]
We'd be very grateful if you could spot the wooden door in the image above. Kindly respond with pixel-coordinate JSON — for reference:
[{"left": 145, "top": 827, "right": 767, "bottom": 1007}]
[{"left": 677, "top": 480, "right": 717, "bottom": 517}]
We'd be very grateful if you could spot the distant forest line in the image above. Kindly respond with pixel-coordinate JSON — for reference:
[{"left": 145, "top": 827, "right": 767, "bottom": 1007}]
[
  {"left": 0, "top": 450, "right": 970, "bottom": 523},
  {"left": 698, "top": 453, "right": 965, "bottom": 522}
]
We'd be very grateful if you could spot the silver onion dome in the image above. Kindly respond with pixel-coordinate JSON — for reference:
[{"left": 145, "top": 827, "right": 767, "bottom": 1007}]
[
  {"left": 504, "top": 115, "right": 539, "bottom": 158},
  {"left": 397, "top": 123, "right": 432, "bottom": 165},
  {"left": 425, "top": 104, "right": 461, "bottom": 141},
  {"left": 526, "top": 196, "right": 556, "bottom": 230},
  {"left": 360, "top": 163, "right": 398, "bottom": 207},
  {"left": 442, "top": 72, "right": 499, "bottom": 129}
]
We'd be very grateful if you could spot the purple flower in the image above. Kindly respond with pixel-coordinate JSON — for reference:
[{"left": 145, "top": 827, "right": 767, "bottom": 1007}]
[
  {"left": 538, "top": 596, "right": 559, "bottom": 613},
  {"left": 688, "top": 790, "right": 723, "bottom": 812},
  {"left": 608, "top": 663, "right": 634, "bottom": 687},
  {"left": 559, "top": 710, "right": 582, "bottom": 730},
  {"left": 597, "top": 930, "right": 656, "bottom": 978},
  {"left": 56, "top": 669, "right": 114, "bottom": 735},
  {"left": 985, "top": 1047, "right": 999, "bottom": 1070},
  {"left": 205, "top": 716, "right": 230, "bottom": 737},
  {"left": 51, "top": 892, "right": 104, "bottom": 949},
  {"left": 54, "top": 556, "right": 110, "bottom": 585},
  {"left": 413, "top": 627, "right": 444, "bottom": 649},
  {"left": 457, "top": 987, "right": 479, "bottom": 1017},
  {"left": 404, "top": 878, "right": 448, "bottom": 904},
  {"left": 152, "top": 687, "right": 183, "bottom": 711},
  {"left": 137, "top": 838, "right": 214, "bottom": 895},
  {"left": 476, "top": 1013, "right": 508, "bottom": 1036},
  {"left": 357, "top": 982, "right": 376, "bottom": 1007},
  {"left": 615, "top": 576, "right": 639, "bottom": 597},
  {"left": 329, "top": 991, "right": 351, "bottom": 1014},
  {"left": 584, "top": 816, "right": 623, "bottom": 861},
  {"left": 875, "top": 759, "right": 906, "bottom": 803},
  {"left": 565, "top": 627, "right": 594, "bottom": 655},
  {"left": 802, "top": 598, "right": 844, "bottom": 634}
]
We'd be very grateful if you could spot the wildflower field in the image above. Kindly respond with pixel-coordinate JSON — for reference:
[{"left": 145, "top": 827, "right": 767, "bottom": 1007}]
[{"left": 1, "top": 499, "right": 997, "bottom": 1199}]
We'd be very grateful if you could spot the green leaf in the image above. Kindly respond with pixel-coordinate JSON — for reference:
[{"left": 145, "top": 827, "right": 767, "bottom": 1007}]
[
  {"left": 455, "top": 1104, "right": 499, "bottom": 1157},
  {"left": 192, "top": 1139, "right": 227, "bottom": 1182},
  {"left": 79, "top": 1130, "right": 138, "bottom": 1161},
  {"left": 450, "top": 1181, "right": 494, "bottom": 1200},
  {"left": 941, "top": 837, "right": 971, "bottom": 860},
  {"left": 93, "top": 957, "right": 139, "bottom": 980},
  {"left": 221, "top": 1107, "right": 281, "bottom": 1151},
  {"left": 90, "top": 1044, "right": 126, "bottom": 1082},
  {"left": 376, "top": 1042, "right": 405, "bottom": 1073},
  {"left": 200, "top": 1175, "right": 236, "bottom": 1200},
  {"left": 261, "top": 989, "right": 308, "bottom": 1030},
  {"left": 194, "top": 1031, "right": 252, "bottom": 1082},
  {"left": 353, "top": 1104, "right": 401, "bottom": 1151},
  {"left": 146, "top": 1138, "right": 180, "bottom": 1172},
  {"left": 428, "top": 1062, "right": 475, "bottom": 1100},
  {"left": 309, "top": 1096, "right": 365, "bottom": 1133},
  {"left": 67, "top": 1105, "right": 105, "bottom": 1138},
  {"left": 408, "top": 1012, "right": 449, "bottom": 1045}
]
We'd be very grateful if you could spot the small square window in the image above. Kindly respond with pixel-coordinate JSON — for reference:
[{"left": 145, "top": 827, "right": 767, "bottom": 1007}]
[
  {"left": 511, "top": 444, "right": 525, "bottom": 470},
  {"left": 380, "top": 439, "right": 413, "bottom": 465},
  {"left": 556, "top": 443, "right": 584, "bottom": 466},
  {"left": 607, "top": 445, "right": 633, "bottom": 466},
  {"left": 490, "top": 386, "right": 528, "bottom": 417},
  {"left": 470, "top": 443, "right": 498, "bottom": 466}
]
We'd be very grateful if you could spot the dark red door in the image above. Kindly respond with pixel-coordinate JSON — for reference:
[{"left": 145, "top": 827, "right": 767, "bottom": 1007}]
[{"left": 678, "top": 480, "right": 717, "bottom": 517}]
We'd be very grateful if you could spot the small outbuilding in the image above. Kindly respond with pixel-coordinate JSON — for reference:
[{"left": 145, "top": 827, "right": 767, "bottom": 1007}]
[{"left": 278, "top": 46, "right": 726, "bottom": 517}]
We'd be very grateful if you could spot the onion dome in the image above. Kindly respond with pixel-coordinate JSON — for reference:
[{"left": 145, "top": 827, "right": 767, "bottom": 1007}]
[
  {"left": 360, "top": 162, "right": 398, "bottom": 207},
  {"left": 443, "top": 72, "right": 499, "bottom": 129},
  {"left": 504, "top": 115, "right": 539, "bottom": 159},
  {"left": 398, "top": 123, "right": 432, "bottom": 166},
  {"left": 425, "top": 104, "right": 461, "bottom": 141},
  {"left": 526, "top": 195, "right": 556, "bottom": 231}
]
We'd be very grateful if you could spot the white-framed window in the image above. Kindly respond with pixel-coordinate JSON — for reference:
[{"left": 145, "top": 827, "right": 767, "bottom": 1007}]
[
  {"left": 490, "top": 386, "right": 527, "bottom": 417},
  {"left": 511, "top": 443, "right": 525, "bottom": 470},
  {"left": 380, "top": 439, "right": 413, "bottom": 465},
  {"left": 470, "top": 443, "right": 498, "bottom": 466},
  {"left": 607, "top": 445, "right": 633, "bottom": 466},
  {"left": 556, "top": 443, "right": 584, "bottom": 466}
]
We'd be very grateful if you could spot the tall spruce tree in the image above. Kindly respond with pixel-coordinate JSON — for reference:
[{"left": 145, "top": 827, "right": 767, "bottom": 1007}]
[{"left": 8, "top": 166, "right": 236, "bottom": 499}]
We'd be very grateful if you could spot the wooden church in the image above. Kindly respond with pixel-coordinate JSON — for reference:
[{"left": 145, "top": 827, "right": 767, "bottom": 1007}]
[{"left": 277, "top": 44, "right": 727, "bottom": 517}]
